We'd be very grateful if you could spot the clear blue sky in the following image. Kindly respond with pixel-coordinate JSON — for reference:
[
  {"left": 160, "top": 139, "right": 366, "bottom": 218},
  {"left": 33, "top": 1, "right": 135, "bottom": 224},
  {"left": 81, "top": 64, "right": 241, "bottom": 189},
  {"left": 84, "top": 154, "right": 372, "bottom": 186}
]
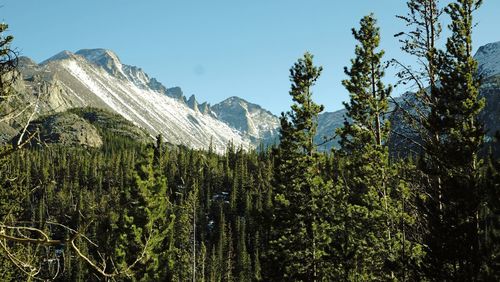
[{"left": 1, "top": 0, "right": 499, "bottom": 114}]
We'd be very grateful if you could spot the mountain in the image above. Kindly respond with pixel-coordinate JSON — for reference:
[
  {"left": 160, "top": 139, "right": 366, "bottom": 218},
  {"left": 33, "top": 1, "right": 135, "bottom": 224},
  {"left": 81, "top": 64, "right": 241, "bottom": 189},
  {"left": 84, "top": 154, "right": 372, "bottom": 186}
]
[
  {"left": 6, "top": 49, "right": 358, "bottom": 152},
  {"left": 15, "top": 111, "right": 104, "bottom": 148},
  {"left": 8, "top": 41, "right": 500, "bottom": 152},
  {"left": 315, "top": 111, "right": 346, "bottom": 150},
  {"left": 14, "top": 49, "right": 251, "bottom": 152},
  {"left": 475, "top": 41, "right": 500, "bottom": 78},
  {"left": 209, "top": 96, "right": 345, "bottom": 150},
  {"left": 212, "top": 96, "right": 280, "bottom": 145},
  {"left": 475, "top": 42, "right": 500, "bottom": 140},
  {"left": 480, "top": 75, "right": 500, "bottom": 141}
]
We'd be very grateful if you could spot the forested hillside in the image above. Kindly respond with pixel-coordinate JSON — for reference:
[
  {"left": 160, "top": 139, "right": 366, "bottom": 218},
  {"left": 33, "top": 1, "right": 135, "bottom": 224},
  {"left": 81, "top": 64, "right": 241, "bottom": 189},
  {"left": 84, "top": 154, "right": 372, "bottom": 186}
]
[{"left": 0, "top": 0, "right": 499, "bottom": 281}]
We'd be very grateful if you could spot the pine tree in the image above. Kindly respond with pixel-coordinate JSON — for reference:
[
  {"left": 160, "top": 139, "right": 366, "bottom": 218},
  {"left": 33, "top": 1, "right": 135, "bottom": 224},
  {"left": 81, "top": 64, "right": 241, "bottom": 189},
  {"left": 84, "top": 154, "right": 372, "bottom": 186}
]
[
  {"left": 0, "top": 21, "right": 16, "bottom": 104},
  {"left": 253, "top": 232, "right": 263, "bottom": 281},
  {"left": 111, "top": 142, "right": 174, "bottom": 280},
  {"left": 393, "top": 0, "right": 444, "bottom": 156},
  {"left": 393, "top": 2, "right": 447, "bottom": 278},
  {"left": 269, "top": 52, "right": 335, "bottom": 281},
  {"left": 137, "top": 140, "right": 174, "bottom": 281},
  {"left": 395, "top": 0, "right": 442, "bottom": 93},
  {"left": 172, "top": 179, "right": 198, "bottom": 281},
  {"left": 235, "top": 217, "right": 251, "bottom": 282},
  {"left": 339, "top": 14, "right": 391, "bottom": 151},
  {"left": 336, "top": 14, "right": 415, "bottom": 280},
  {"left": 0, "top": 21, "right": 18, "bottom": 158},
  {"left": 423, "top": 0, "right": 485, "bottom": 279}
]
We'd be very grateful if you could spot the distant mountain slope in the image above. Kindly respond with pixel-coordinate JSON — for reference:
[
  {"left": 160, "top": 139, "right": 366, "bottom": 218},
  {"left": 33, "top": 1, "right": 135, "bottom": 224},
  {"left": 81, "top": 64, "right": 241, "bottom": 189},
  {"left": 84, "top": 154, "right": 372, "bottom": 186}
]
[
  {"left": 14, "top": 111, "right": 104, "bottom": 148},
  {"left": 475, "top": 41, "right": 500, "bottom": 78},
  {"left": 212, "top": 96, "right": 280, "bottom": 145},
  {"left": 480, "top": 74, "right": 500, "bottom": 139},
  {"left": 315, "top": 111, "right": 346, "bottom": 150},
  {"left": 69, "top": 107, "right": 151, "bottom": 143},
  {"left": 15, "top": 49, "right": 251, "bottom": 152},
  {"left": 303, "top": 41, "right": 500, "bottom": 151},
  {"left": 210, "top": 96, "right": 347, "bottom": 150}
]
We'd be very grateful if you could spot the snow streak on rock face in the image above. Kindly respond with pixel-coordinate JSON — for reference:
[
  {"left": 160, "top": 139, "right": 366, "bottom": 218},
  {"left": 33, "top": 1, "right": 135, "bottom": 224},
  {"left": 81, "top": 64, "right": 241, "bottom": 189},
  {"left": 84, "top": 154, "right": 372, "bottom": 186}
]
[
  {"left": 41, "top": 50, "right": 251, "bottom": 152},
  {"left": 475, "top": 41, "right": 500, "bottom": 77}
]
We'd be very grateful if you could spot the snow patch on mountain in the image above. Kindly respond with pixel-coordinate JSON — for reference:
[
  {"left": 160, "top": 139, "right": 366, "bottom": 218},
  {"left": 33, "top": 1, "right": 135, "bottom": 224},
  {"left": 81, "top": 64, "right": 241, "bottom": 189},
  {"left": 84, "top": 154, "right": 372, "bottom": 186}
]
[{"left": 36, "top": 49, "right": 252, "bottom": 152}]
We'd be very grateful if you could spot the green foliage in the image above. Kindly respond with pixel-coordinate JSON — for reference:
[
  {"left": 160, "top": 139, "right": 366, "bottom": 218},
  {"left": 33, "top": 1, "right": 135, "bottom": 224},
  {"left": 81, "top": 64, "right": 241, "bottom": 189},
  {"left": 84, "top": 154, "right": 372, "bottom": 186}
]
[
  {"left": 421, "top": 0, "right": 486, "bottom": 280},
  {"left": 335, "top": 14, "right": 422, "bottom": 281},
  {"left": 269, "top": 52, "right": 336, "bottom": 281},
  {"left": 0, "top": 3, "right": 497, "bottom": 281},
  {"left": 479, "top": 150, "right": 500, "bottom": 280},
  {"left": 0, "top": 22, "right": 16, "bottom": 103},
  {"left": 339, "top": 14, "right": 391, "bottom": 150}
]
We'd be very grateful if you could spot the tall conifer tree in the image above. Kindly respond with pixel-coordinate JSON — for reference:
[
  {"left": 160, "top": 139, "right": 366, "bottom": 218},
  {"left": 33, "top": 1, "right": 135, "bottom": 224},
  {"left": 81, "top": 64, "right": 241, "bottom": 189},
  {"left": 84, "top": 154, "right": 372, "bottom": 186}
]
[
  {"left": 270, "top": 52, "right": 334, "bottom": 281},
  {"left": 423, "top": 0, "right": 485, "bottom": 279},
  {"left": 336, "top": 14, "right": 417, "bottom": 280}
]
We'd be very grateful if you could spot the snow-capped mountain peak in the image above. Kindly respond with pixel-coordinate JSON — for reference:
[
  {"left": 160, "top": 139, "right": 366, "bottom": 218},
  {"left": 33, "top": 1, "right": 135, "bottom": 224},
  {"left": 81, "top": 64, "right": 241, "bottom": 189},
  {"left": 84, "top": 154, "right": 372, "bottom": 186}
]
[
  {"left": 74, "top": 49, "right": 171, "bottom": 93},
  {"left": 18, "top": 41, "right": 499, "bottom": 153}
]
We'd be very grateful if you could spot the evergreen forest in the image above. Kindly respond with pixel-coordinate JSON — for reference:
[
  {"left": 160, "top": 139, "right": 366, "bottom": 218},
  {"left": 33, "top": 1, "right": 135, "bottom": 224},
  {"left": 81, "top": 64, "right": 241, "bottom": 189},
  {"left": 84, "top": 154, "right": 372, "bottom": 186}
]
[{"left": 0, "top": 0, "right": 498, "bottom": 281}]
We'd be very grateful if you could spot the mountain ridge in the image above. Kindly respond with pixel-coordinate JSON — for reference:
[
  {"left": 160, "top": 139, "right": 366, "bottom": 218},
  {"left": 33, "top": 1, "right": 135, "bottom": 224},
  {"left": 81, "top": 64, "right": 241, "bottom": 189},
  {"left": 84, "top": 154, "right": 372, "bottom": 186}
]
[
  {"left": 12, "top": 48, "right": 254, "bottom": 152},
  {"left": 8, "top": 41, "right": 500, "bottom": 151}
]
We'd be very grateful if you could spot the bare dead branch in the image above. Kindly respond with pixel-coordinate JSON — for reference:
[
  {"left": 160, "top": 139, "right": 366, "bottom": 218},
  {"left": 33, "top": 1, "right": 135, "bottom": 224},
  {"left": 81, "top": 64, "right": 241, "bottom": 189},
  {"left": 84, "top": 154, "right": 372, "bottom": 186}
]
[
  {"left": 0, "top": 237, "right": 44, "bottom": 280},
  {"left": 0, "top": 225, "right": 60, "bottom": 246},
  {"left": 70, "top": 229, "right": 151, "bottom": 278},
  {"left": 0, "top": 129, "right": 38, "bottom": 159},
  {"left": 0, "top": 221, "right": 152, "bottom": 279},
  {"left": 16, "top": 93, "right": 40, "bottom": 147}
]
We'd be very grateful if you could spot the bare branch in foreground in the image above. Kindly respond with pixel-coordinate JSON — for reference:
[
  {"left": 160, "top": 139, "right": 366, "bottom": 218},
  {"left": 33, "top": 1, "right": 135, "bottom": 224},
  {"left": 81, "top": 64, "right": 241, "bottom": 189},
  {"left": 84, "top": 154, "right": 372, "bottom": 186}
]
[{"left": 0, "top": 221, "right": 151, "bottom": 280}]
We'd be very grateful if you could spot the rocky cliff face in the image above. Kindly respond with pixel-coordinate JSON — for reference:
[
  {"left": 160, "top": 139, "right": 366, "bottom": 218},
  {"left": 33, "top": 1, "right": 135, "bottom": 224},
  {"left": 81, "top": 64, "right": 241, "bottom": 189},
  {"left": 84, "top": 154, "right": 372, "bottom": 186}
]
[
  {"left": 212, "top": 96, "right": 280, "bottom": 145},
  {"left": 16, "top": 112, "right": 104, "bottom": 148}
]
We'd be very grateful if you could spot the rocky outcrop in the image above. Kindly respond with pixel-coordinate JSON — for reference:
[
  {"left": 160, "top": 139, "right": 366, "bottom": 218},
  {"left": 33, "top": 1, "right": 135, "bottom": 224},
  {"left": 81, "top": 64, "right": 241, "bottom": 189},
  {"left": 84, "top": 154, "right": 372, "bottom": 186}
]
[
  {"left": 10, "top": 107, "right": 151, "bottom": 148},
  {"left": 15, "top": 112, "right": 103, "bottom": 148}
]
